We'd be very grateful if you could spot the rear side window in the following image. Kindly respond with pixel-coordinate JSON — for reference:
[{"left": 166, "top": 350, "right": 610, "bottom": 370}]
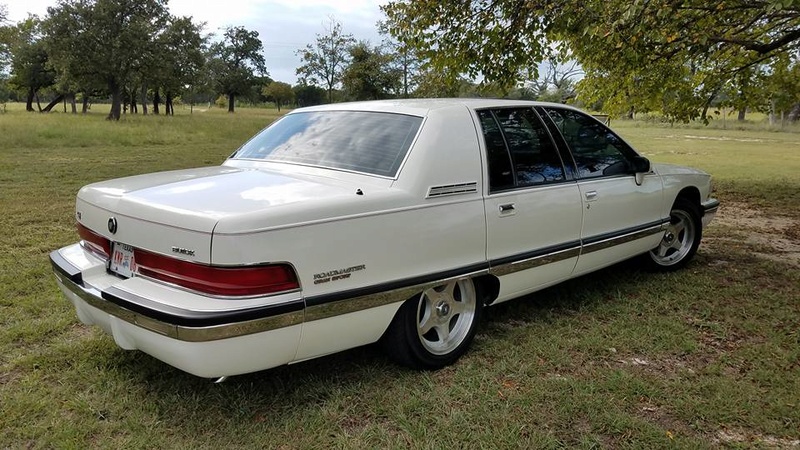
[
  {"left": 478, "top": 108, "right": 565, "bottom": 192},
  {"left": 232, "top": 111, "right": 423, "bottom": 177}
]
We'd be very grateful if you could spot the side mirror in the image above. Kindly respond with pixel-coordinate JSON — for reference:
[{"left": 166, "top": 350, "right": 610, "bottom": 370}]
[{"left": 630, "top": 155, "right": 650, "bottom": 173}]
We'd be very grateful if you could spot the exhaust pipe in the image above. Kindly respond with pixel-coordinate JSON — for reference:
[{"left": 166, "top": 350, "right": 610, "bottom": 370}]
[{"left": 213, "top": 376, "right": 229, "bottom": 384}]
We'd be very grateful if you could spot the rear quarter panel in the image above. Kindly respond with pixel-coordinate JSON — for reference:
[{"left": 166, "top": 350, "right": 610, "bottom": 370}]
[{"left": 211, "top": 105, "right": 489, "bottom": 360}]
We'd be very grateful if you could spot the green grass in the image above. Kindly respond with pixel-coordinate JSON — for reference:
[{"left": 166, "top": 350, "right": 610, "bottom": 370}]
[{"left": 1, "top": 103, "right": 799, "bottom": 448}]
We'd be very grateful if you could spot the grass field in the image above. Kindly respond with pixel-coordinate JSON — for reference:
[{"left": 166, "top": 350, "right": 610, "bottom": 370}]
[{"left": 1, "top": 103, "right": 799, "bottom": 448}]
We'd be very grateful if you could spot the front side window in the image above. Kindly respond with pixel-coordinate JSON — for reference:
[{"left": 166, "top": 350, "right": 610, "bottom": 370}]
[
  {"left": 232, "top": 111, "right": 423, "bottom": 177},
  {"left": 478, "top": 108, "right": 565, "bottom": 192},
  {"left": 543, "top": 108, "right": 635, "bottom": 179}
]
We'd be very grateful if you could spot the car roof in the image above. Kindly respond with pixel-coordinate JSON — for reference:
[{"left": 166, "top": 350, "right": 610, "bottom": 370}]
[{"left": 293, "top": 98, "right": 578, "bottom": 117}]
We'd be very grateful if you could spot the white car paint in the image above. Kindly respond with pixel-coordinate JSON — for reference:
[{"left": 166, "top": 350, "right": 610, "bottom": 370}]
[{"left": 51, "top": 99, "right": 717, "bottom": 378}]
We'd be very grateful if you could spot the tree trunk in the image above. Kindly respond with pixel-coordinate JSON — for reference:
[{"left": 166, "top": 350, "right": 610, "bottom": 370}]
[
  {"left": 165, "top": 91, "right": 173, "bottom": 116},
  {"left": 700, "top": 91, "right": 716, "bottom": 122},
  {"left": 69, "top": 93, "right": 77, "bottom": 113},
  {"left": 26, "top": 88, "right": 35, "bottom": 111},
  {"left": 82, "top": 94, "right": 90, "bottom": 113},
  {"left": 153, "top": 88, "right": 160, "bottom": 115},
  {"left": 108, "top": 81, "right": 122, "bottom": 121},
  {"left": 626, "top": 105, "right": 635, "bottom": 120},
  {"left": 737, "top": 109, "right": 746, "bottom": 121},
  {"left": 35, "top": 92, "right": 42, "bottom": 112},
  {"left": 788, "top": 103, "right": 800, "bottom": 122},
  {"left": 140, "top": 82, "right": 148, "bottom": 115},
  {"left": 228, "top": 93, "right": 235, "bottom": 113},
  {"left": 131, "top": 97, "right": 137, "bottom": 114},
  {"left": 63, "top": 97, "right": 67, "bottom": 113},
  {"left": 42, "top": 94, "right": 65, "bottom": 113},
  {"left": 769, "top": 98, "right": 776, "bottom": 126}
]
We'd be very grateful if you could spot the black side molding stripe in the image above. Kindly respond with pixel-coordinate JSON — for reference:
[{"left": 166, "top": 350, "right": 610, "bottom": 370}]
[
  {"left": 305, "top": 261, "right": 490, "bottom": 308},
  {"left": 101, "top": 287, "right": 304, "bottom": 328},
  {"left": 582, "top": 219, "right": 668, "bottom": 246},
  {"left": 49, "top": 250, "right": 83, "bottom": 285},
  {"left": 489, "top": 240, "right": 582, "bottom": 267}
]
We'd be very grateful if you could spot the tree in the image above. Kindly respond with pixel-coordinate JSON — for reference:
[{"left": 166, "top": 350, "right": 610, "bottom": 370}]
[
  {"left": 412, "top": 66, "right": 467, "bottom": 98},
  {"left": 293, "top": 83, "right": 325, "bottom": 107},
  {"left": 156, "top": 17, "right": 206, "bottom": 115},
  {"left": 262, "top": 81, "right": 293, "bottom": 111},
  {"left": 43, "top": 0, "right": 170, "bottom": 120},
  {"left": 8, "top": 18, "right": 55, "bottom": 111},
  {"left": 519, "top": 59, "right": 583, "bottom": 103},
  {"left": 0, "top": 4, "right": 12, "bottom": 68},
  {"left": 383, "top": 0, "right": 800, "bottom": 121},
  {"left": 210, "top": 26, "right": 267, "bottom": 113},
  {"left": 296, "top": 17, "right": 355, "bottom": 103},
  {"left": 341, "top": 41, "right": 401, "bottom": 100},
  {"left": 378, "top": 22, "right": 423, "bottom": 98},
  {"left": 0, "top": 73, "right": 10, "bottom": 112},
  {"left": 764, "top": 56, "right": 800, "bottom": 124}
]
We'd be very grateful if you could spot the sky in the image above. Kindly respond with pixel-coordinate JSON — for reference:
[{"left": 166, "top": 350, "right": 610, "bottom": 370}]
[{"left": 3, "top": 0, "right": 389, "bottom": 84}]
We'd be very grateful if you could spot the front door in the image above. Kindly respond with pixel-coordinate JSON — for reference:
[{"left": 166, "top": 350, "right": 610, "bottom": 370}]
[{"left": 539, "top": 107, "right": 665, "bottom": 276}]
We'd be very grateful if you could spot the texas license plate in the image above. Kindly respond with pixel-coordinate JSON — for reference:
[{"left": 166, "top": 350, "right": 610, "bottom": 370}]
[{"left": 109, "top": 242, "right": 136, "bottom": 278}]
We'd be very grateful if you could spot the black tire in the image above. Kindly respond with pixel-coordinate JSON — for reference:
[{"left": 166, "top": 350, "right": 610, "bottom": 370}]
[
  {"left": 643, "top": 197, "right": 702, "bottom": 271},
  {"left": 381, "top": 278, "right": 482, "bottom": 369}
]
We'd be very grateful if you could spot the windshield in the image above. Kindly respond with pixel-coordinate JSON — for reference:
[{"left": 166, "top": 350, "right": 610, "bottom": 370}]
[{"left": 232, "top": 111, "right": 424, "bottom": 177}]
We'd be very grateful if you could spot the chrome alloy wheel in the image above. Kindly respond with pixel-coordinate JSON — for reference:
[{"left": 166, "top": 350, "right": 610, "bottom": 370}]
[
  {"left": 651, "top": 209, "right": 697, "bottom": 266},
  {"left": 415, "top": 279, "right": 477, "bottom": 356}
]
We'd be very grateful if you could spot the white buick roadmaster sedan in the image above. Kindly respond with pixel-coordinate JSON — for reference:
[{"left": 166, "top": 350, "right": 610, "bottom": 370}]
[{"left": 51, "top": 99, "right": 719, "bottom": 379}]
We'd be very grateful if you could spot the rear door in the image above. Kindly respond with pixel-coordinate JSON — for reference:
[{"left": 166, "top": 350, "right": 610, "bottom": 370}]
[
  {"left": 478, "top": 108, "right": 583, "bottom": 303},
  {"left": 538, "top": 107, "right": 665, "bottom": 276}
]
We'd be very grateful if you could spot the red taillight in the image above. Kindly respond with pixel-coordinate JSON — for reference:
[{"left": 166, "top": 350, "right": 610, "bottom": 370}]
[
  {"left": 77, "top": 223, "right": 111, "bottom": 257},
  {"left": 134, "top": 249, "right": 299, "bottom": 297}
]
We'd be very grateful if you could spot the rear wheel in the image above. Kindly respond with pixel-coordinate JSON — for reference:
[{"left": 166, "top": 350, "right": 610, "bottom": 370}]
[
  {"left": 382, "top": 278, "right": 481, "bottom": 369},
  {"left": 644, "top": 198, "right": 702, "bottom": 271}
]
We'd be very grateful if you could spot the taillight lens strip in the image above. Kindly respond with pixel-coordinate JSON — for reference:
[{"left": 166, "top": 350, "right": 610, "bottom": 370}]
[
  {"left": 134, "top": 248, "right": 299, "bottom": 297},
  {"left": 77, "top": 223, "right": 111, "bottom": 257}
]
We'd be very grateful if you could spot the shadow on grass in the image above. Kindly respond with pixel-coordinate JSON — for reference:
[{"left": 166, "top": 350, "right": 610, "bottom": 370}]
[{"left": 100, "top": 257, "right": 666, "bottom": 428}]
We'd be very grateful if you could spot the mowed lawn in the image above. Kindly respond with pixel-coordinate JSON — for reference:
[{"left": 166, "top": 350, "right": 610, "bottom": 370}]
[{"left": 1, "top": 104, "right": 798, "bottom": 448}]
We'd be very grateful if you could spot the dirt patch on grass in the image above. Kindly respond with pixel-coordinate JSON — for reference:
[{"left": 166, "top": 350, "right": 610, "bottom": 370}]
[
  {"left": 709, "top": 201, "right": 800, "bottom": 266},
  {"left": 714, "top": 428, "right": 800, "bottom": 448}
]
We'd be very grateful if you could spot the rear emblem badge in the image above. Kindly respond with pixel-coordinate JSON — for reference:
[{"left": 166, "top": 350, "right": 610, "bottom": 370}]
[{"left": 108, "top": 217, "right": 118, "bottom": 234}]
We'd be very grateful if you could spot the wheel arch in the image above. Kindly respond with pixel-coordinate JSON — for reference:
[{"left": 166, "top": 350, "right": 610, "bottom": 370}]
[
  {"left": 674, "top": 186, "right": 701, "bottom": 209},
  {"left": 473, "top": 274, "right": 500, "bottom": 306}
]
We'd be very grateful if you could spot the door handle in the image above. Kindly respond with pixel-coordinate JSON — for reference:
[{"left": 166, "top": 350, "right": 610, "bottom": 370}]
[
  {"left": 499, "top": 203, "right": 515, "bottom": 213},
  {"left": 585, "top": 191, "right": 598, "bottom": 201}
]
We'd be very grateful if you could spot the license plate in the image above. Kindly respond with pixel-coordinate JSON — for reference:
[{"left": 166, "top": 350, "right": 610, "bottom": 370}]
[{"left": 109, "top": 242, "right": 136, "bottom": 278}]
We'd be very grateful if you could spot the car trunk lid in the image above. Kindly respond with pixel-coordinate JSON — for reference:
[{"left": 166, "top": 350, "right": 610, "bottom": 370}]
[{"left": 75, "top": 166, "right": 356, "bottom": 264}]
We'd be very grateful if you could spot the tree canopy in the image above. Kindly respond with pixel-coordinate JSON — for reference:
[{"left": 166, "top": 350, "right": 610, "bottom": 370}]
[
  {"left": 296, "top": 17, "right": 355, "bottom": 103},
  {"left": 383, "top": 0, "right": 800, "bottom": 121},
  {"left": 341, "top": 41, "right": 401, "bottom": 100},
  {"left": 262, "top": 81, "right": 294, "bottom": 111},
  {"left": 209, "top": 26, "right": 267, "bottom": 113},
  {"left": 44, "top": 0, "right": 170, "bottom": 120}
]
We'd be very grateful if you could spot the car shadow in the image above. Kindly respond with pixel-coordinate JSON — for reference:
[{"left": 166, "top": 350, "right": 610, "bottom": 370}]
[{"left": 111, "top": 256, "right": 695, "bottom": 429}]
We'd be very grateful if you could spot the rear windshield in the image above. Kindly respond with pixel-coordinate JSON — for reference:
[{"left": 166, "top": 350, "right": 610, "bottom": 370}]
[{"left": 232, "top": 111, "right": 423, "bottom": 177}]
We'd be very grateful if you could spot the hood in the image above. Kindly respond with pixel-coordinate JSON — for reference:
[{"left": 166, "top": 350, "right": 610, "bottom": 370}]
[{"left": 651, "top": 163, "right": 708, "bottom": 177}]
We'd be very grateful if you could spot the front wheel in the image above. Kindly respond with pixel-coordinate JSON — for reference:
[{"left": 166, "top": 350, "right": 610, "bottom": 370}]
[
  {"left": 644, "top": 198, "right": 702, "bottom": 271},
  {"left": 382, "top": 278, "right": 481, "bottom": 369}
]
